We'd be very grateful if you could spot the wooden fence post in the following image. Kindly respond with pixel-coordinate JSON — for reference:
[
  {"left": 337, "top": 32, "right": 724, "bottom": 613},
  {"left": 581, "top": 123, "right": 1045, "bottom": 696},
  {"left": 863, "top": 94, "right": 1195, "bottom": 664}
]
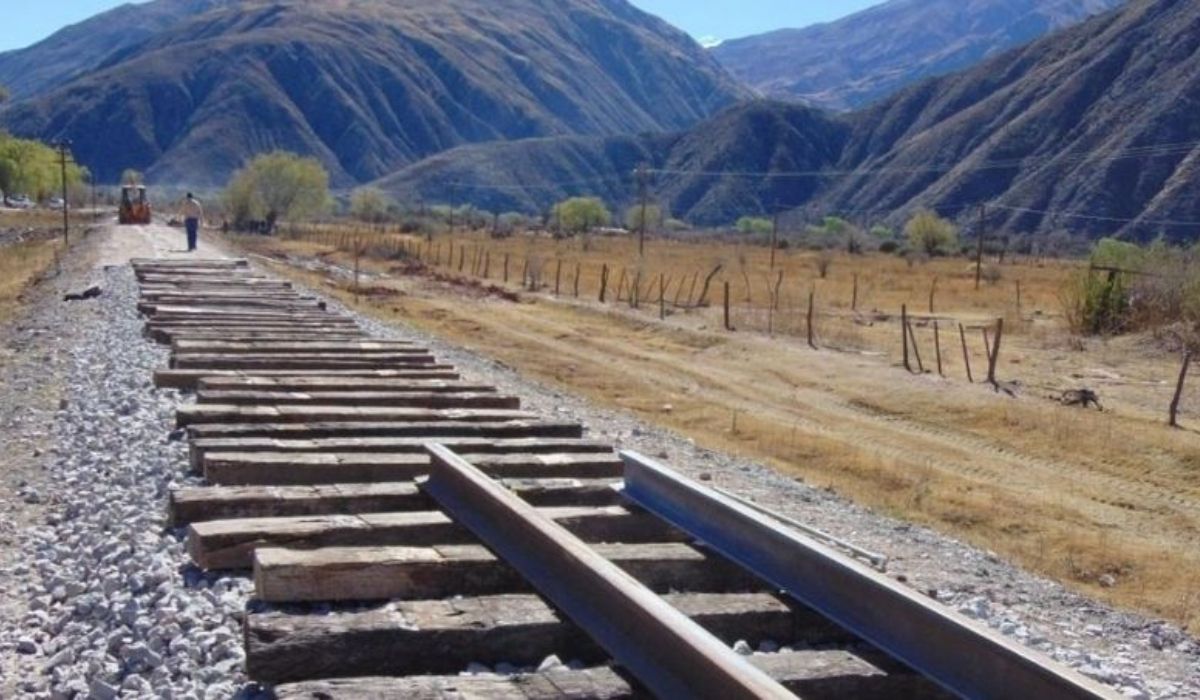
[
  {"left": 1170, "top": 351, "right": 1192, "bottom": 428},
  {"left": 483, "top": 251, "right": 491, "bottom": 279},
  {"left": 960, "top": 324, "right": 974, "bottom": 383},
  {"left": 807, "top": 290, "right": 817, "bottom": 349},
  {"left": 659, "top": 274, "right": 666, "bottom": 320},
  {"left": 901, "top": 305, "right": 911, "bottom": 372},
  {"left": 929, "top": 276, "right": 938, "bottom": 315},
  {"left": 934, "top": 320, "right": 943, "bottom": 377},
  {"left": 987, "top": 319, "right": 1004, "bottom": 388},
  {"left": 851, "top": 273, "right": 859, "bottom": 312},
  {"left": 1016, "top": 280, "right": 1023, "bottom": 319},
  {"left": 599, "top": 264, "right": 609, "bottom": 303},
  {"left": 724, "top": 281, "right": 733, "bottom": 331},
  {"left": 555, "top": 260, "right": 563, "bottom": 296},
  {"left": 503, "top": 253, "right": 510, "bottom": 283},
  {"left": 574, "top": 263, "right": 581, "bottom": 298},
  {"left": 908, "top": 319, "right": 925, "bottom": 373}
]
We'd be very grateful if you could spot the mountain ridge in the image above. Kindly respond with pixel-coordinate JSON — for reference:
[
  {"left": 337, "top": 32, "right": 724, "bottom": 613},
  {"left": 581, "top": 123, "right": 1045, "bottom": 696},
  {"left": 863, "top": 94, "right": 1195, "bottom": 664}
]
[
  {"left": 0, "top": 0, "right": 747, "bottom": 185},
  {"left": 712, "top": 0, "right": 1125, "bottom": 111}
]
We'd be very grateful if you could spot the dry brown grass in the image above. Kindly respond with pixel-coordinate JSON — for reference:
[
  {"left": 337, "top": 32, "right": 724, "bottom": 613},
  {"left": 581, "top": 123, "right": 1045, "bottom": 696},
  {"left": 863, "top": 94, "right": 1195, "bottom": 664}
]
[
  {"left": 229, "top": 227, "right": 1200, "bottom": 632},
  {"left": 0, "top": 211, "right": 67, "bottom": 322}
]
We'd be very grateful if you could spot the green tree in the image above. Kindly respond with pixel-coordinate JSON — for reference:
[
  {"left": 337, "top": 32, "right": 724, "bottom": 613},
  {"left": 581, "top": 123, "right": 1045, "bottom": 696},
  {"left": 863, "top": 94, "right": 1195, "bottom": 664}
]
[
  {"left": 350, "top": 187, "right": 392, "bottom": 224},
  {"left": 0, "top": 133, "right": 84, "bottom": 204},
  {"left": 224, "top": 151, "right": 331, "bottom": 232},
  {"left": 736, "top": 216, "right": 773, "bottom": 235},
  {"left": 553, "top": 197, "right": 610, "bottom": 233},
  {"left": 121, "top": 169, "right": 144, "bottom": 186},
  {"left": 905, "top": 209, "right": 958, "bottom": 256},
  {"left": 624, "top": 204, "right": 663, "bottom": 233}
]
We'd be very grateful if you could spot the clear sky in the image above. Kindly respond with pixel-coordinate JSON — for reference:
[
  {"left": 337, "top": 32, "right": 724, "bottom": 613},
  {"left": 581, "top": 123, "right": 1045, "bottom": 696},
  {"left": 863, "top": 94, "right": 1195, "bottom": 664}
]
[{"left": 0, "top": 1, "right": 884, "bottom": 53}]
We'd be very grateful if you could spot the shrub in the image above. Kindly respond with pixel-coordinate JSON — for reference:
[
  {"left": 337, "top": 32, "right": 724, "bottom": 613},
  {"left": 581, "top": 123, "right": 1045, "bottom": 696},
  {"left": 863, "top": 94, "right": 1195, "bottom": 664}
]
[
  {"left": 736, "top": 216, "right": 773, "bottom": 236},
  {"left": 879, "top": 240, "right": 901, "bottom": 254},
  {"left": 904, "top": 209, "right": 958, "bottom": 256}
]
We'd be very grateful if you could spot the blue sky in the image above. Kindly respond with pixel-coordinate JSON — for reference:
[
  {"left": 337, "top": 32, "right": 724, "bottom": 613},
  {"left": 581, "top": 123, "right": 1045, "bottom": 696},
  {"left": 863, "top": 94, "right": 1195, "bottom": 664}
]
[{"left": 0, "top": 1, "right": 882, "bottom": 52}]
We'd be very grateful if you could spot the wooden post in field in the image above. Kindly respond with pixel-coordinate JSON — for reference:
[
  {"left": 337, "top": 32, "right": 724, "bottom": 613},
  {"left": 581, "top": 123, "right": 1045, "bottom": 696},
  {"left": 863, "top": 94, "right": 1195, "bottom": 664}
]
[
  {"left": 458, "top": 245, "right": 465, "bottom": 273},
  {"left": 934, "top": 320, "right": 943, "bottom": 376},
  {"left": 483, "top": 251, "right": 491, "bottom": 279},
  {"left": 574, "top": 263, "right": 581, "bottom": 298},
  {"left": 1016, "top": 280, "right": 1023, "bottom": 319},
  {"left": 554, "top": 260, "right": 562, "bottom": 296},
  {"left": 1170, "top": 351, "right": 1192, "bottom": 428},
  {"left": 632, "top": 270, "right": 642, "bottom": 309},
  {"left": 960, "top": 323, "right": 974, "bottom": 383},
  {"left": 807, "top": 289, "right": 817, "bottom": 349},
  {"left": 987, "top": 319, "right": 1004, "bottom": 389},
  {"left": 599, "top": 264, "right": 609, "bottom": 303},
  {"left": 521, "top": 259, "right": 530, "bottom": 290},
  {"left": 616, "top": 268, "right": 627, "bottom": 303},
  {"left": 908, "top": 319, "right": 925, "bottom": 373},
  {"left": 659, "top": 274, "right": 666, "bottom": 320},
  {"left": 851, "top": 273, "right": 859, "bottom": 312},
  {"left": 685, "top": 271, "right": 699, "bottom": 307},
  {"left": 724, "top": 282, "right": 733, "bottom": 331},
  {"left": 434, "top": 243, "right": 441, "bottom": 266},
  {"left": 929, "top": 276, "right": 938, "bottom": 314},
  {"left": 901, "top": 305, "right": 911, "bottom": 372},
  {"left": 673, "top": 274, "right": 687, "bottom": 307}
]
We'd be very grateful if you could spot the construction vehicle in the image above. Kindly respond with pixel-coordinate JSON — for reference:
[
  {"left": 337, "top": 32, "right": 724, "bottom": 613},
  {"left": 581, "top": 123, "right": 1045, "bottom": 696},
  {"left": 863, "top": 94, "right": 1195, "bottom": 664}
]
[{"left": 119, "top": 185, "right": 152, "bottom": 225}]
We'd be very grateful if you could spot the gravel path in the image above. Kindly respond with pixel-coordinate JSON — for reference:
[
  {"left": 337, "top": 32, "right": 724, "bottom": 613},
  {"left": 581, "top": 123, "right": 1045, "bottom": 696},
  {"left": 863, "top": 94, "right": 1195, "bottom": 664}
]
[{"left": 0, "top": 225, "right": 1195, "bottom": 699}]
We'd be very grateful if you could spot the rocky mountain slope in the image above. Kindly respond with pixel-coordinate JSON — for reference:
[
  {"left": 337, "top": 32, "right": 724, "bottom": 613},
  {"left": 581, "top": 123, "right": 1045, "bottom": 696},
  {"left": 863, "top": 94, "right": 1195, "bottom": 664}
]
[
  {"left": 0, "top": 0, "right": 745, "bottom": 186},
  {"left": 385, "top": 0, "right": 1200, "bottom": 238},
  {"left": 711, "top": 0, "right": 1124, "bottom": 111}
]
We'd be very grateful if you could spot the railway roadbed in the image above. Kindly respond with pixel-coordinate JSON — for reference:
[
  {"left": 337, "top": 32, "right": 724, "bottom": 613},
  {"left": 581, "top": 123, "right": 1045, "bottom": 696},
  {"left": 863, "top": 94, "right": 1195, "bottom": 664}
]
[{"left": 0, "top": 224, "right": 1196, "bottom": 699}]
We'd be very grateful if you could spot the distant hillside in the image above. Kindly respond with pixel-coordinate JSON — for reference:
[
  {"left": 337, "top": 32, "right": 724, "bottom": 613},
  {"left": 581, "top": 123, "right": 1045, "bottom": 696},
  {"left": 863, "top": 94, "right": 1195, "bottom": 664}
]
[
  {"left": 385, "top": 0, "right": 1200, "bottom": 239},
  {"left": 712, "top": 0, "right": 1124, "bottom": 111},
  {"left": 0, "top": 0, "right": 746, "bottom": 186},
  {"left": 0, "top": 0, "right": 228, "bottom": 100}
]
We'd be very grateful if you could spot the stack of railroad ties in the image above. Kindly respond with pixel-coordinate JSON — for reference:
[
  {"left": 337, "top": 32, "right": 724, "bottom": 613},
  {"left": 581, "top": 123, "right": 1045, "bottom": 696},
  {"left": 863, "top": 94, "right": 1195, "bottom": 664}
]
[{"left": 133, "top": 257, "right": 1118, "bottom": 700}]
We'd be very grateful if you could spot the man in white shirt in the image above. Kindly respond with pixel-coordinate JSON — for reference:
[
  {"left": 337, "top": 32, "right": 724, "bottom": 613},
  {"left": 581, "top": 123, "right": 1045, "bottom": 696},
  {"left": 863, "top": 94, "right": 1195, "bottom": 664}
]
[{"left": 180, "top": 193, "right": 203, "bottom": 252}]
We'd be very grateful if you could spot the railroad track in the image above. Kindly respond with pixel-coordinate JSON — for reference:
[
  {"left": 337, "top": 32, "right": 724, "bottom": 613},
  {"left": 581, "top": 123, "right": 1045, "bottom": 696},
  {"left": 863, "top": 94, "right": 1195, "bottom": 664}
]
[{"left": 132, "top": 257, "right": 1117, "bottom": 699}]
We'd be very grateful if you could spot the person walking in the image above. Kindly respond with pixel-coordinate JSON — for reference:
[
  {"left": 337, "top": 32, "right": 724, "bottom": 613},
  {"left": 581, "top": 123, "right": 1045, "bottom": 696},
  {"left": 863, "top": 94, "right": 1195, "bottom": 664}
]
[{"left": 180, "top": 193, "right": 203, "bottom": 252}]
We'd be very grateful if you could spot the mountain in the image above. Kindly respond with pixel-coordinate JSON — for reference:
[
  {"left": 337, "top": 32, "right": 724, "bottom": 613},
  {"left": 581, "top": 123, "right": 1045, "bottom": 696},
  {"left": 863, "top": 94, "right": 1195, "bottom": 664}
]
[
  {"left": 373, "top": 101, "right": 849, "bottom": 223},
  {"left": 0, "top": 1, "right": 226, "bottom": 101},
  {"left": 711, "top": 0, "right": 1125, "bottom": 112},
  {"left": 0, "top": 0, "right": 746, "bottom": 186},
  {"left": 382, "top": 0, "right": 1200, "bottom": 239}
]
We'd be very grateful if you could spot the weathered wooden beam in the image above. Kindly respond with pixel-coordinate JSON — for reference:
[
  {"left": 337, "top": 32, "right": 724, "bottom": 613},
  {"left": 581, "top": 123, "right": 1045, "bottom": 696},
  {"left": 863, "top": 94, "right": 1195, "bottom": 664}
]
[
  {"left": 271, "top": 655, "right": 927, "bottom": 700},
  {"left": 191, "top": 436, "right": 610, "bottom": 471},
  {"left": 170, "top": 478, "right": 621, "bottom": 526},
  {"left": 272, "top": 669, "right": 634, "bottom": 700},
  {"left": 193, "top": 390, "right": 516, "bottom": 409},
  {"left": 155, "top": 369, "right": 458, "bottom": 390},
  {"left": 173, "top": 340, "right": 418, "bottom": 354},
  {"left": 190, "top": 506, "right": 683, "bottom": 570},
  {"left": 176, "top": 405, "right": 535, "bottom": 428},
  {"left": 195, "top": 377, "right": 492, "bottom": 393},
  {"left": 254, "top": 541, "right": 759, "bottom": 602},
  {"left": 172, "top": 355, "right": 439, "bottom": 371},
  {"left": 185, "top": 419, "right": 582, "bottom": 441},
  {"left": 244, "top": 593, "right": 838, "bottom": 684},
  {"left": 201, "top": 451, "right": 624, "bottom": 486}
]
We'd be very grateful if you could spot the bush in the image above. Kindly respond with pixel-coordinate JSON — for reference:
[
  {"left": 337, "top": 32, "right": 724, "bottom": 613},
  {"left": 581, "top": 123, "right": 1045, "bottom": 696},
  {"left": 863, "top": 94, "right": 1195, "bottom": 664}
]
[
  {"left": 904, "top": 209, "right": 958, "bottom": 256},
  {"left": 225, "top": 151, "right": 331, "bottom": 232},
  {"left": 553, "top": 197, "right": 610, "bottom": 234},
  {"left": 736, "top": 216, "right": 773, "bottom": 236},
  {"left": 879, "top": 240, "right": 901, "bottom": 254}
]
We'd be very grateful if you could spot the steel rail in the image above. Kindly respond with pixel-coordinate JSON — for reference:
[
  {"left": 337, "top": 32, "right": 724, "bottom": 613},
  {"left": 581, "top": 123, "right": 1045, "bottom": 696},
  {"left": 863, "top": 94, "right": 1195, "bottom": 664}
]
[
  {"left": 420, "top": 444, "right": 796, "bottom": 700},
  {"left": 620, "top": 451, "right": 1121, "bottom": 700}
]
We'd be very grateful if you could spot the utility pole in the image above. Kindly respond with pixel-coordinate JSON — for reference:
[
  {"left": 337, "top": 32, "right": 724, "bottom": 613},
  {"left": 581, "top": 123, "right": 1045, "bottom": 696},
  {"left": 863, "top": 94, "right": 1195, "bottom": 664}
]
[
  {"left": 635, "top": 165, "right": 649, "bottom": 257},
  {"left": 975, "top": 204, "right": 986, "bottom": 290},
  {"left": 53, "top": 139, "right": 72, "bottom": 246},
  {"left": 448, "top": 179, "right": 459, "bottom": 234}
]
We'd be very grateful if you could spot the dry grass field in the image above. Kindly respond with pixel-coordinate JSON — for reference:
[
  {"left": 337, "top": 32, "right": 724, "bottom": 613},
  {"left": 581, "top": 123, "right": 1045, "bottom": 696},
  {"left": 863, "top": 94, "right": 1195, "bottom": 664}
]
[
  {"left": 228, "top": 225, "right": 1200, "bottom": 631},
  {"left": 0, "top": 211, "right": 72, "bottom": 323}
]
